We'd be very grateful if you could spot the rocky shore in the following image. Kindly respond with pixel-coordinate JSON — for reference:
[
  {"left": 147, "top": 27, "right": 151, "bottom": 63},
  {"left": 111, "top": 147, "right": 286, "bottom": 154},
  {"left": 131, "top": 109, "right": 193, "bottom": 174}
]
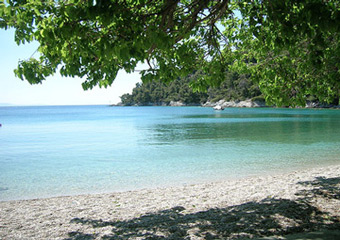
[
  {"left": 202, "top": 99, "right": 266, "bottom": 108},
  {"left": 113, "top": 99, "right": 340, "bottom": 109},
  {"left": 113, "top": 99, "right": 267, "bottom": 107},
  {"left": 1, "top": 164, "right": 340, "bottom": 239},
  {"left": 170, "top": 99, "right": 340, "bottom": 109}
]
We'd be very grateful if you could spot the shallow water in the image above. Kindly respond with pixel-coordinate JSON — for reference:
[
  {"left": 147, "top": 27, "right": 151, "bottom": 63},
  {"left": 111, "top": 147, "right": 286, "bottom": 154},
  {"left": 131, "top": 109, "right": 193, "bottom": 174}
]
[{"left": 0, "top": 106, "right": 339, "bottom": 200}]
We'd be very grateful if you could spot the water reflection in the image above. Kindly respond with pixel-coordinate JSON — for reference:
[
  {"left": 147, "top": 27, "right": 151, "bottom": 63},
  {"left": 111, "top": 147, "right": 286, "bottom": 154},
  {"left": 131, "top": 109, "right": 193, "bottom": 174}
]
[{"left": 150, "top": 110, "right": 340, "bottom": 145}]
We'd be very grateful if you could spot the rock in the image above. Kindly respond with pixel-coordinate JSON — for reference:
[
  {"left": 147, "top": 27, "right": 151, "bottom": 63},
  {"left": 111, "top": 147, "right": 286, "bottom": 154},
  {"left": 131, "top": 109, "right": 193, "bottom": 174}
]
[
  {"left": 169, "top": 101, "right": 186, "bottom": 107},
  {"left": 238, "top": 100, "right": 253, "bottom": 107},
  {"left": 305, "top": 102, "right": 319, "bottom": 108},
  {"left": 202, "top": 102, "right": 214, "bottom": 107},
  {"left": 222, "top": 101, "right": 237, "bottom": 108},
  {"left": 252, "top": 100, "right": 267, "bottom": 107},
  {"left": 203, "top": 99, "right": 267, "bottom": 108}
]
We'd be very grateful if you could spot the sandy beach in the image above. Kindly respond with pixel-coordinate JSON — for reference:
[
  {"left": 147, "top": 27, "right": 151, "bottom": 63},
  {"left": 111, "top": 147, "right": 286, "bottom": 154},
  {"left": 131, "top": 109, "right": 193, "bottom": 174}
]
[{"left": 1, "top": 164, "right": 340, "bottom": 239}]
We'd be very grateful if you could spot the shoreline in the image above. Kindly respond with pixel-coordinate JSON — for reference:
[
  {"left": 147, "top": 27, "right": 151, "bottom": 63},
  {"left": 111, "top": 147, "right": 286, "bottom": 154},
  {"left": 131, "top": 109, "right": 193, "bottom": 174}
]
[
  {"left": 2, "top": 160, "right": 339, "bottom": 202},
  {"left": 113, "top": 98, "right": 340, "bottom": 109},
  {"left": 1, "top": 164, "right": 340, "bottom": 239}
]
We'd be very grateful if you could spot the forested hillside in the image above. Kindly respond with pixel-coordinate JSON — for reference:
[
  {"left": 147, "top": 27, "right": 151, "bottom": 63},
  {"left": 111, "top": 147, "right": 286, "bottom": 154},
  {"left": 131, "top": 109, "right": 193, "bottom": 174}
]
[{"left": 120, "top": 71, "right": 263, "bottom": 106}]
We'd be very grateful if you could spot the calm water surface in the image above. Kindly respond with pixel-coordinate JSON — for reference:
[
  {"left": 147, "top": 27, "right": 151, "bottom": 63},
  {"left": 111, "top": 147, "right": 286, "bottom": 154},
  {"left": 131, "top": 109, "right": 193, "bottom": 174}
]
[{"left": 0, "top": 106, "right": 339, "bottom": 200}]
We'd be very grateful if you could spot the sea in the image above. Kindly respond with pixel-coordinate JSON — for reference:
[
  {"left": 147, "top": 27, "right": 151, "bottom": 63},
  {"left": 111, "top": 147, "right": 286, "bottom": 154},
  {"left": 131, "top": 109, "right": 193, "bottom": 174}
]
[{"left": 1, "top": 105, "right": 340, "bottom": 201}]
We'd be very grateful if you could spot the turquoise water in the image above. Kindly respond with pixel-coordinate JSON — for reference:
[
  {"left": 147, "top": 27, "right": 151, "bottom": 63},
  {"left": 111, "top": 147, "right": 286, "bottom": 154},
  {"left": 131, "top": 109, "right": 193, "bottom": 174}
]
[{"left": 0, "top": 106, "right": 340, "bottom": 201}]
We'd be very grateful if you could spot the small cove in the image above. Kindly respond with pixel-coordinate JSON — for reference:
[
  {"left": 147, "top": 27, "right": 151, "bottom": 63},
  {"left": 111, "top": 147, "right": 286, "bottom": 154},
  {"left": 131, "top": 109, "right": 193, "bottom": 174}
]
[{"left": 0, "top": 106, "right": 339, "bottom": 201}]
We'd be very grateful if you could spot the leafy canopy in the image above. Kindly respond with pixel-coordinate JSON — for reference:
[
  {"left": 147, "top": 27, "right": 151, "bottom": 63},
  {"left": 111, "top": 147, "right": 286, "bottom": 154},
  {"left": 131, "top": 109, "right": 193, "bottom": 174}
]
[{"left": 1, "top": 0, "right": 339, "bottom": 106}]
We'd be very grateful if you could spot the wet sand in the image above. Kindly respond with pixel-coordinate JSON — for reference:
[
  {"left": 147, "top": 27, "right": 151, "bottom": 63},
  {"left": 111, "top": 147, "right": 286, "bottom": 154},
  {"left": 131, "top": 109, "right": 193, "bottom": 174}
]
[{"left": 1, "top": 164, "right": 340, "bottom": 239}]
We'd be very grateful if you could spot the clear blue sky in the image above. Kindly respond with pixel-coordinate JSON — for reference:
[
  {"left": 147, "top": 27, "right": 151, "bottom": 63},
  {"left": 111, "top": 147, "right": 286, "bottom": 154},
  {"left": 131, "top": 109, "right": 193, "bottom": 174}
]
[{"left": 0, "top": 29, "right": 140, "bottom": 106}]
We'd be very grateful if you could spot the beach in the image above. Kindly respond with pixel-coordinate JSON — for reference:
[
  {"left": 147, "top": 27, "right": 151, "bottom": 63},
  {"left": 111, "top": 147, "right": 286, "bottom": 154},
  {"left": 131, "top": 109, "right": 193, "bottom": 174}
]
[{"left": 1, "top": 164, "right": 340, "bottom": 239}]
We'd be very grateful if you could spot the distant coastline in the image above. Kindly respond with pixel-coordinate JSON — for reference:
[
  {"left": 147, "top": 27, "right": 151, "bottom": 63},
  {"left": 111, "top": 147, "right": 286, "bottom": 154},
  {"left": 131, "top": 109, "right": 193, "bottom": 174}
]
[
  {"left": 112, "top": 99, "right": 340, "bottom": 109},
  {"left": 0, "top": 103, "right": 13, "bottom": 107},
  {"left": 112, "top": 99, "right": 266, "bottom": 107}
]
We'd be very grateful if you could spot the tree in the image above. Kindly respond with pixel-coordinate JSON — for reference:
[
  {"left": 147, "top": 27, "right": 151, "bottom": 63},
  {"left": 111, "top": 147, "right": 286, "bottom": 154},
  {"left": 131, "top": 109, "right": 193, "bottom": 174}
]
[
  {"left": 207, "top": 72, "right": 261, "bottom": 102},
  {"left": 119, "top": 69, "right": 261, "bottom": 106},
  {"left": 120, "top": 74, "right": 210, "bottom": 106},
  {"left": 1, "top": 0, "right": 339, "bottom": 106},
  {"left": 233, "top": 1, "right": 340, "bottom": 106}
]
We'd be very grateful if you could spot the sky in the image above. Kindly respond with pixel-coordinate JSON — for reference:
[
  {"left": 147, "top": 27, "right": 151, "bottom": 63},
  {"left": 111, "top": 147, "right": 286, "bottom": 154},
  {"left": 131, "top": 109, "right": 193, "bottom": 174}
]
[{"left": 0, "top": 29, "right": 141, "bottom": 106}]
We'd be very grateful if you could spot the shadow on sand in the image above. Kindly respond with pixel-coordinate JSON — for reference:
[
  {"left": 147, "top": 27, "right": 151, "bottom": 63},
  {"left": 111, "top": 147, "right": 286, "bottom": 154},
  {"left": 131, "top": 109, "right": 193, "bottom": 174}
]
[{"left": 66, "top": 177, "right": 340, "bottom": 240}]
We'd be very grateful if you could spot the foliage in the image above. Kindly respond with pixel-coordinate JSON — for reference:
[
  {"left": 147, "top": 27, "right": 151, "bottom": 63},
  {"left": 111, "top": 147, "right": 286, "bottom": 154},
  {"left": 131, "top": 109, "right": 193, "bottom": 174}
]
[
  {"left": 120, "top": 71, "right": 261, "bottom": 106},
  {"left": 230, "top": 1, "right": 340, "bottom": 106},
  {"left": 207, "top": 72, "right": 261, "bottom": 103},
  {"left": 1, "top": 0, "right": 339, "bottom": 106},
  {"left": 120, "top": 74, "right": 208, "bottom": 106}
]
